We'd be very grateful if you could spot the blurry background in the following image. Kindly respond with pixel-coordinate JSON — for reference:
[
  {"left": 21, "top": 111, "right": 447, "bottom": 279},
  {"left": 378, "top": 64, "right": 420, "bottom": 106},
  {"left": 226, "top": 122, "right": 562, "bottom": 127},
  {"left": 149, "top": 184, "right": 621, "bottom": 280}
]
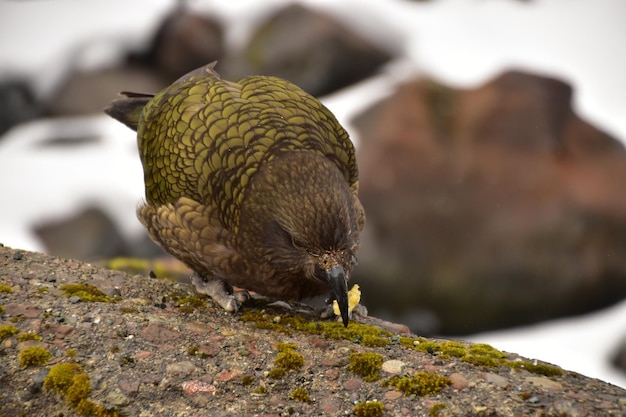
[{"left": 0, "top": 0, "right": 625, "bottom": 388}]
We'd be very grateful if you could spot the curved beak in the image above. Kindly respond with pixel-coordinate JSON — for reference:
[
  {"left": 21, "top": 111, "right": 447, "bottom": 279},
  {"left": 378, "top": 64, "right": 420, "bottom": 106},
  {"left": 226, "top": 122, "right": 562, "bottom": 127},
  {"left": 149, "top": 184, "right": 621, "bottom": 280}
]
[{"left": 326, "top": 265, "right": 349, "bottom": 327}]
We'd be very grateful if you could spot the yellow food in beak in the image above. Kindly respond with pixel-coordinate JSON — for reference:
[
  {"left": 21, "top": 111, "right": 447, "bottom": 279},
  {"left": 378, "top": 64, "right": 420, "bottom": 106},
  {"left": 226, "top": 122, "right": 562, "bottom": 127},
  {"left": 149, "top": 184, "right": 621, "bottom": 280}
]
[{"left": 333, "top": 284, "right": 361, "bottom": 317}]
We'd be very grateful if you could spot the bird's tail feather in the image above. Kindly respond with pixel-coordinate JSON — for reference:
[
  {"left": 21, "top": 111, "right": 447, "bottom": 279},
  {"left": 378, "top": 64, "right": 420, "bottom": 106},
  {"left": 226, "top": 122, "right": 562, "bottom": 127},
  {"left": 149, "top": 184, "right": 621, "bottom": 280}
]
[{"left": 103, "top": 92, "right": 154, "bottom": 131}]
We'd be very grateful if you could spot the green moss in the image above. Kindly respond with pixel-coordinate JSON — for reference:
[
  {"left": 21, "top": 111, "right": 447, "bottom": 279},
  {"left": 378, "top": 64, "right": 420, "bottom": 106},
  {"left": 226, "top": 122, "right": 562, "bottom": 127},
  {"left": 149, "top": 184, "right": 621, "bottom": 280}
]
[
  {"left": 59, "top": 284, "right": 115, "bottom": 303},
  {"left": 118, "top": 307, "right": 139, "bottom": 314},
  {"left": 290, "top": 387, "right": 311, "bottom": 403},
  {"left": 354, "top": 401, "right": 385, "bottom": 417},
  {"left": 0, "top": 283, "right": 14, "bottom": 293},
  {"left": 268, "top": 367, "right": 286, "bottom": 379},
  {"left": 383, "top": 371, "right": 451, "bottom": 396},
  {"left": 361, "top": 334, "right": 391, "bottom": 348},
  {"left": 66, "top": 349, "right": 78, "bottom": 357},
  {"left": 0, "top": 324, "right": 19, "bottom": 340},
  {"left": 66, "top": 373, "right": 91, "bottom": 406},
  {"left": 0, "top": 305, "right": 4, "bottom": 315},
  {"left": 241, "top": 310, "right": 392, "bottom": 347},
  {"left": 178, "top": 296, "right": 206, "bottom": 308},
  {"left": 349, "top": 352, "right": 384, "bottom": 382},
  {"left": 429, "top": 402, "right": 447, "bottom": 417},
  {"left": 18, "top": 346, "right": 52, "bottom": 367},
  {"left": 17, "top": 332, "right": 42, "bottom": 342},
  {"left": 507, "top": 360, "right": 563, "bottom": 377},
  {"left": 241, "top": 375, "right": 254, "bottom": 386},
  {"left": 399, "top": 338, "right": 508, "bottom": 368},
  {"left": 277, "top": 342, "right": 298, "bottom": 352},
  {"left": 44, "top": 363, "right": 84, "bottom": 394},
  {"left": 37, "top": 287, "right": 49, "bottom": 294},
  {"left": 252, "top": 384, "right": 267, "bottom": 394},
  {"left": 75, "top": 399, "right": 120, "bottom": 417},
  {"left": 44, "top": 363, "right": 119, "bottom": 416},
  {"left": 275, "top": 349, "right": 305, "bottom": 371},
  {"left": 103, "top": 257, "right": 182, "bottom": 282}
]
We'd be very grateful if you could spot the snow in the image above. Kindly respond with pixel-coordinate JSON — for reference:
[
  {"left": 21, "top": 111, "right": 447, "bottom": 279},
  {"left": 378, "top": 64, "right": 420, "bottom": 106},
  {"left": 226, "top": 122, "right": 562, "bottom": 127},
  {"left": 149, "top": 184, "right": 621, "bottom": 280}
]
[
  {"left": 0, "top": 0, "right": 624, "bottom": 389},
  {"left": 468, "top": 299, "right": 626, "bottom": 389}
]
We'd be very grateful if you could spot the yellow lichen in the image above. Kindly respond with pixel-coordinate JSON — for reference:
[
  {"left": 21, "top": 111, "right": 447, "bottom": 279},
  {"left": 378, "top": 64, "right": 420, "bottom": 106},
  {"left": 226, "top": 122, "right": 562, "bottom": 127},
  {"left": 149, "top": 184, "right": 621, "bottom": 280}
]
[
  {"left": 354, "top": 400, "right": 384, "bottom": 417},
  {"left": 18, "top": 346, "right": 52, "bottom": 367},
  {"left": 349, "top": 352, "right": 384, "bottom": 382},
  {"left": 383, "top": 371, "right": 451, "bottom": 396}
]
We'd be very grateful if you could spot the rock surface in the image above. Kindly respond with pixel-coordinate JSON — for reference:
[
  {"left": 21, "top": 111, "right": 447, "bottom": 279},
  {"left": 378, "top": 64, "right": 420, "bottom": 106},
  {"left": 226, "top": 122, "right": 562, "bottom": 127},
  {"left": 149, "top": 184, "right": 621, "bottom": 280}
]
[
  {"left": 222, "top": 4, "right": 393, "bottom": 97},
  {"left": 1, "top": 244, "right": 625, "bottom": 417},
  {"left": 353, "top": 70, "right": 626, "bottom": 335}
]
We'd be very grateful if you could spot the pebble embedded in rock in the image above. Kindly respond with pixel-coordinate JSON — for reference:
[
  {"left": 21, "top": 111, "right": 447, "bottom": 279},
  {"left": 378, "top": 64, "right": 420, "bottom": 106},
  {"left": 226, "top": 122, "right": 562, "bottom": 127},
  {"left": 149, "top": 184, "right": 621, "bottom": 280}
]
[{"left": 382, "top": 359, "right": 406, "bottom": 374}]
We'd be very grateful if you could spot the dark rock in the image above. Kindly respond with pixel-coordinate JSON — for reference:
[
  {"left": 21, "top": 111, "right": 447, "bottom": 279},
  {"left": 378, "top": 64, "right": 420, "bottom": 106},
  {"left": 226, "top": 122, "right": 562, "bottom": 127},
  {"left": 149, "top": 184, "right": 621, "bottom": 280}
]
[
  {"left": 131, "top": 9, "right": 225, "bottom": 83},
  {"left": 45, "top": 66, "right": 164, "bottom": 116},
  {"left": 224, "top": 4, "right": 392, "bottom": 97},
  {"left": 612, "top": 337, "right": 626, "bottom": 375},
  {"left": 46, "top": 9, "right": 224, "bottom": 116},
  {"left": 353, "top": 70, "right": 626, "bottom": 335},
  {"left": 0, "top": 79, "right": 39, "bottom": 135},
  {"left": 33, "top": 205, "right": 166, "bottom": 262},
  {"left": 34, "top": 206, "right": 130, "bottom": 261}
]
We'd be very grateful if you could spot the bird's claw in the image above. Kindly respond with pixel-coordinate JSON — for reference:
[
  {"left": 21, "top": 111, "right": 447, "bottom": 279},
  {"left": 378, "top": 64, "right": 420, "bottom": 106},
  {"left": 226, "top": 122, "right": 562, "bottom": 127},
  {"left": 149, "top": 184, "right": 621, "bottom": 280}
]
[
  {"left": 190, "top": 272, "right": 240, "bottom": 313},
  {"left": 234, "top": 289, "right": 250, "bottom": 303}
]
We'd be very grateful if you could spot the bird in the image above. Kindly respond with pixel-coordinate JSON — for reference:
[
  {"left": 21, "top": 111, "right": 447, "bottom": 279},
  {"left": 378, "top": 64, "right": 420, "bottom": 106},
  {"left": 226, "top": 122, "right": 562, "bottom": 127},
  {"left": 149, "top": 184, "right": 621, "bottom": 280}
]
[{"left": 105, "top": 62, "right": 364, "bottom": 326}]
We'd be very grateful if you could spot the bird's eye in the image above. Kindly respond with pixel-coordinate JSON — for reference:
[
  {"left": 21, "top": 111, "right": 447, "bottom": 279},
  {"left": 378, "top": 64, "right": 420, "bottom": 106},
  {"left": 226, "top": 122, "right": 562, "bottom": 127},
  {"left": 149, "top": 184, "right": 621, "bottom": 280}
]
[{"left": 290, "top": 236, "right": 306, "bottom": 251}]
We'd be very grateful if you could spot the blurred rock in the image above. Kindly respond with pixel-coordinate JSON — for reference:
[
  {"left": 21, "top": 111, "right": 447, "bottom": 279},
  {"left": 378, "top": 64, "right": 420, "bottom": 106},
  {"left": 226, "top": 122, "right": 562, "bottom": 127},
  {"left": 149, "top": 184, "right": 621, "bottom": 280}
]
[
  {"left": 47, "top": 9, "right": 225, "bottom": 116},
  {"left": 131, "top": 8, "right": 225, "bottom": 83},
  {"left": 34, "top": 206, "right": 163, "bottom": 261},
  {"left": 613, "top": 337, "right": 626, "bottom": 375},
  {"left": 353, "top": 70, "right": 626, "bottom": 335},
  {"left": 0, "top": 79, "right": 39, "bottom": 135},
  {"left": 45, "top": 66, "right": 163, "bottom": 116},
  {"left": 223, "top": 4, "right": 392, "bottom": 96}
]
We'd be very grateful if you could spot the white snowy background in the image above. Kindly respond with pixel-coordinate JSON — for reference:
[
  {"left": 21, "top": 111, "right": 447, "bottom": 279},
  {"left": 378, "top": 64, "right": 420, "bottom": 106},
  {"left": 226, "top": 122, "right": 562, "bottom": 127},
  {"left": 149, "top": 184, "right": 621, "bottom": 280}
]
[{"left": 0, "top": 0, "right": 624, "bottom": 389}]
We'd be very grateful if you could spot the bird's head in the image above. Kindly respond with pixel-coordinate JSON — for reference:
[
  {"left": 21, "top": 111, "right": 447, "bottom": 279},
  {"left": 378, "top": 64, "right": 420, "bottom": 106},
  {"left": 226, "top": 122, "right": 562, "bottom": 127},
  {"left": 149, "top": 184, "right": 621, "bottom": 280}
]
[{"left": 239, "top": 152, "right": 363, "bottom": 326}]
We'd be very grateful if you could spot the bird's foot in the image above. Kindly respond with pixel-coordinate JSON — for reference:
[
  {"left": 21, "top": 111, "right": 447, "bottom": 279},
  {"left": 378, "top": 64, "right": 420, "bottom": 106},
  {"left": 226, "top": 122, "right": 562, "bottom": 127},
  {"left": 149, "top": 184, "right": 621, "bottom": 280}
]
[
  {"left": 190, "top": 272, "right": 239, "bottom": 313},
  {"left": 234, "top": 288, "right": 250, "bottom": 303}
]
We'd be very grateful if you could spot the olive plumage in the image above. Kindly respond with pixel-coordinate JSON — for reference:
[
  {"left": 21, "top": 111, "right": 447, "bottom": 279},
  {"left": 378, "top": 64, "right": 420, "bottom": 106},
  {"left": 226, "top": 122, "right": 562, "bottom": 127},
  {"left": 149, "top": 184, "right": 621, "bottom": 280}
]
[{"left": 105, "top": 62, "right": 364, "bottom": 326}]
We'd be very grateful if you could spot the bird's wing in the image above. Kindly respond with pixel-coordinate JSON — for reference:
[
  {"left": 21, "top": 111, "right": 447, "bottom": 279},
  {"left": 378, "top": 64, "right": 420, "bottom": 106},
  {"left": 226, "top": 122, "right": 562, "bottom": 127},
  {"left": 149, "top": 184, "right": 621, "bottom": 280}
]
[
  {"left": 137, "top": 196, "right": 242, "bottom": 280},
  {"left": 136, "top": 65, "right": 359, "bottom": 235}
]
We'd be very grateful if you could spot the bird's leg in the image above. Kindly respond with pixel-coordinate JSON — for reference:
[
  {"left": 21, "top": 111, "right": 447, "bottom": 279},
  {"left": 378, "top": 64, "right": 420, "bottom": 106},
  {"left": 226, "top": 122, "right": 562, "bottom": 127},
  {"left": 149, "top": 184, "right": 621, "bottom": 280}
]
[{"left": 190, "top": 272, "right": 239, "bottom": 313}]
